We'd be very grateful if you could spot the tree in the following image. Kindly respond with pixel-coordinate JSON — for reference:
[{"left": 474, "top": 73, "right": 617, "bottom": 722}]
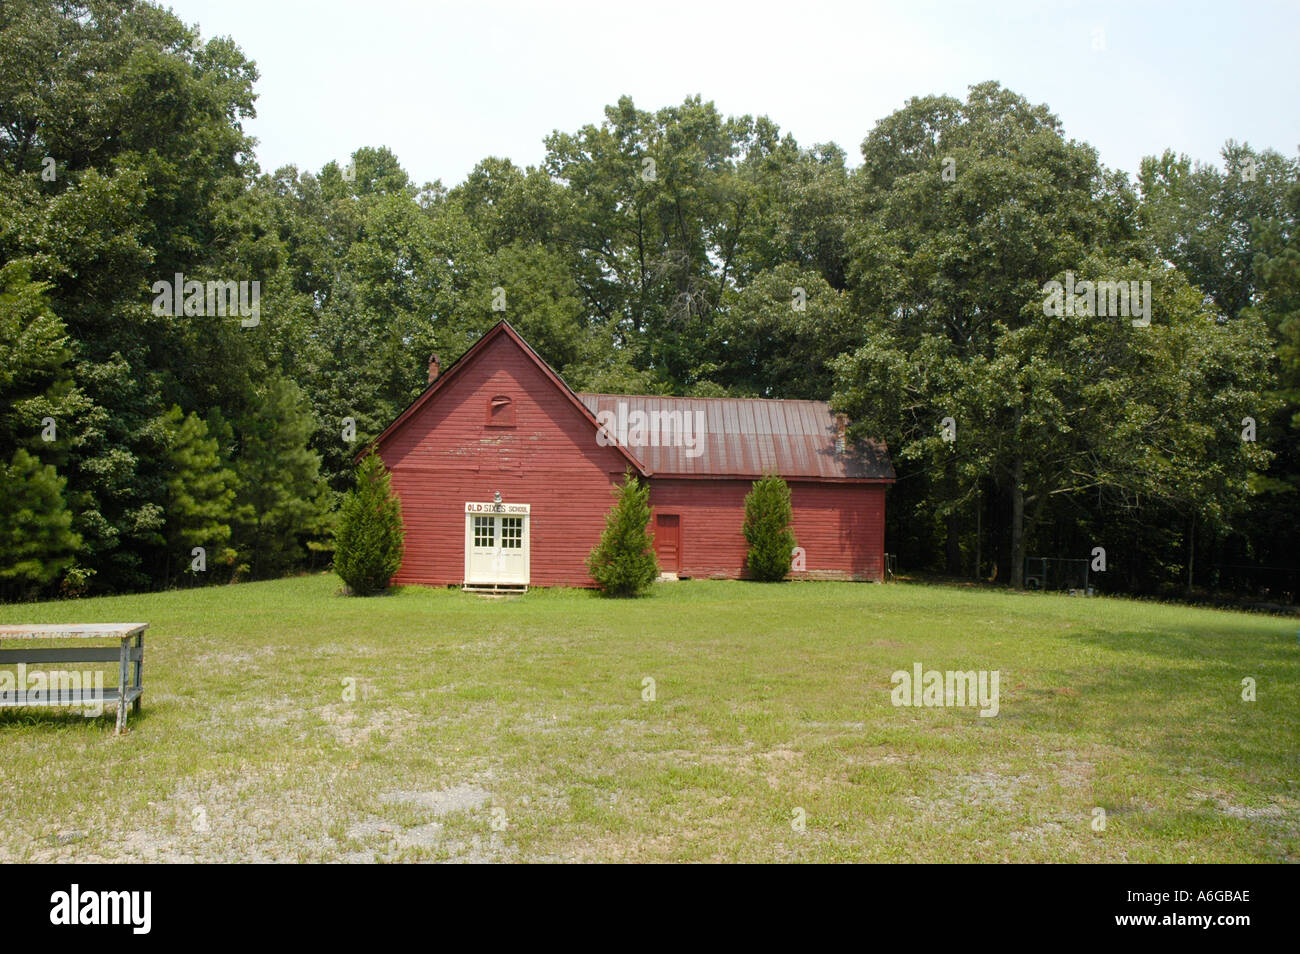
[
  {"left": 1238, "top": 176, "right": 1300, "bottom": 588},
  {"left": 1138, "top": 143, "right": 1300, "bottom": 593},
  {"left": 234, "top": 376, "right": 326, "bottom": 578},
  {"left": 1138, "top": 143, "right": 1299, "bottom": 321},
  {"left": 0, "top": 0, "right": 264, "bottom": 592},
  {"left": 587, "top": 470, "right": 658, "bottom": 596},
  {"left": 2, "top": 14, "right": 1293, "bottom": 609},
  {"left": 709, "top": 264, "right": 854, "bottom": 399},
  {"left": 743, "top": 473, "right": 797, "bottom": 581},
  {"left": 999, "top": 258, "right": 1273, "bottom": 592},
  {"left": 450, "top": 156, "right": 569, "bottom": 254},
  {"left": 333, "top": 450, "right": 404, "bottom": 595},
  {"left": 0, "top": 262, "right": 98, "bottom": 466},
  {"left": 0, "top": 449, "right": 80, "bottom": 598},
  {"left": 268, "top": 149, "right": 490, "bottom": 493},
  {"left": 160, "top": 405, "right": 238, "bottom": 585},
  {"left": 837, "top": 82, "right": 1145, "bottom": 586},
  {"left": 485, "top": 241, "right": 587, "bottom": 377},
  {"left": 543, "top": 96, "right": 787, "bottom": 391},
  {"left": 737, "top": 141, "right": 853, "bottom": 290}
]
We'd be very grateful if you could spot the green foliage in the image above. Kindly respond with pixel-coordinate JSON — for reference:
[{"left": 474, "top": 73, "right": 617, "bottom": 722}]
[
  {"left": 1256, "top": 179, "right": 1300, "bottom": 404},
  {"left": 0, "top": 0, "right": 1293, "bottom": 604},
  {"left": 587, "top": 470, "right": 659, "bottom": 596},
  {"left": 830, "top": 82, "right": 1262, "bottom": 586},
  {"left": 160, "top": 405, "right": 238, "bottom": 584},
  {"left": 710, "top": 264, "right": 852, "bottom": 398},
  {"left": 0, "top": 262, "right": 95, "bottom": 454},
  {"left": 0, "top": 0, "right": 261, "bottom": 594},
  {"left": 1138, "top": 143, "right": 1300, "bottom": 320},
  {"left": 263, "top": 148, "right": 490, "bottom": 494},
  {"left": 543, "top": 96, "right": 796, "bottom": 390},
  {"left": 333, "top": 451, "right": 405, "bottom": 596},
  {"left": 1235, "top": 176, "right": 1300, "bottom": 576},
  {"left": 486, "top": 241, "right": 586, "bottom": 375},
  {"left": 0, "top": 449, "right": 81, "bottom": 597},
  {"left": 234, "top": 376, "right": 327, "bottom": 578},
  {"left": 743, "top": 474, "right": 797, "bottom": 581},
  {"left": 59, "top": 561, "right": 95, "bottom": 598}
]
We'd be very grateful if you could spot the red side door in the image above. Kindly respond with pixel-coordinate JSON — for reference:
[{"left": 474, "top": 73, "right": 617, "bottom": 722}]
[{"left": 653, "top": 512, "right": 681, "bottom": 573}]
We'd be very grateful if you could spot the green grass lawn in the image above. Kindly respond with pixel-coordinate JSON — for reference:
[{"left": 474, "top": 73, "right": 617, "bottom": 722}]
[{"left": 0, "top": 574, "right": 1295, "bottom": 863}]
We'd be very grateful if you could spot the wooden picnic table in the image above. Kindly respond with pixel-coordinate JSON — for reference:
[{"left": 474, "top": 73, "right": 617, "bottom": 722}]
[{"left": 0, "top": 623, "right": 146, "bottom": 734}]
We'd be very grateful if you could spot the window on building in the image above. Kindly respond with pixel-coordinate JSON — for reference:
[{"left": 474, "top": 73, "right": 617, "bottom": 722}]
[
  {"left": 487, "top": 394, "right": 515, "bottom": 427},
  {"left": 500, "top": 516, "right": 523, "bottom": 548},
  {"left": 473, "top": 515, "right": 495, "bottom": 548}
]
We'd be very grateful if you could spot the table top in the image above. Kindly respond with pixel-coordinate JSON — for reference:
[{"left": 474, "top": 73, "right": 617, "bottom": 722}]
[{"left": 0, "top": 623, "right": 147, "bottom": 639}]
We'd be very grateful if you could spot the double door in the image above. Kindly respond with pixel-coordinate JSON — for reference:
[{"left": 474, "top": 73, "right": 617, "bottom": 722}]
[{"left": 465, "top": 506, "right": 530, "bottom": 585}]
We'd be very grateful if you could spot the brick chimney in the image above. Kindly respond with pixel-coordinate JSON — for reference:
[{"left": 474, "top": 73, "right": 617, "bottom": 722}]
[
  {"left": 834, "top": 412, "right": 848, "bottom": 453},
  {"left": 427, "top": 352, "right": 441, "bottom": 385}
]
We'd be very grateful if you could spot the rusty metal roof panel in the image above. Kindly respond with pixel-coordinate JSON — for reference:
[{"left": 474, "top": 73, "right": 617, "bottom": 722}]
[{"left": 576, "top": 393, "right": 895, "bottom": 481}]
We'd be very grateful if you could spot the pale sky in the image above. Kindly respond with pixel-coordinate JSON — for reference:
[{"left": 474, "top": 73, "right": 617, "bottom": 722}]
[{"left": 164, "top": 0, "right": 1300, "bottom": 186}]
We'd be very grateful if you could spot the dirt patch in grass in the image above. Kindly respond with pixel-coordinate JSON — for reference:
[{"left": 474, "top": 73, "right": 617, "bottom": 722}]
[
  {"left": 908, "top": 771, "right": 1034, "bottom": 815},
  {"left": 341, "top": 785, "right": 512, "bottom": 862},
  {"left": 381, "top": 784, "right": 492, "bottom": 816}
]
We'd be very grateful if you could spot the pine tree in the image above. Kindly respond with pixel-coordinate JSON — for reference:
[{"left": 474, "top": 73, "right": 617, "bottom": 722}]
[
  {"left": 333, "top": 450, "right": 405, "bottom": 596},
  {"left": 161, "top": 406, "right": 238, "bottom": 586},
  {"left": 0, "top": 450, "right": 81, "bottom": 598},
  {"left": 587, "top": 470, "right": 659, "bottom": 596},
  {"left": 743, "top": 473, "right": 797, "bottom": 581},
  {"left": 234, "top": 376, "right": 327, "bottom": 578},
  {"left": 0, "top": 262, "right": 94, "bottom": 459}
]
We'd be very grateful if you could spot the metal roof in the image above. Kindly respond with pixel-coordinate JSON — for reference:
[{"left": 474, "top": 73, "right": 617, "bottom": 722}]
[{"left": 576, "top": 393, "right": 895, "bottom": 481}]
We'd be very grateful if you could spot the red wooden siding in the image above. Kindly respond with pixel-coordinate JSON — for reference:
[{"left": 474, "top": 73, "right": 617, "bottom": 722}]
[
  {"left": 649, "top": 479, "right": 887, "bottom": 581},
  {"left": 372, "top": 321, "right": 892, "bottom": 588},
  {"left": 378, "top": 332, "right": 628, "bottom": 587}
]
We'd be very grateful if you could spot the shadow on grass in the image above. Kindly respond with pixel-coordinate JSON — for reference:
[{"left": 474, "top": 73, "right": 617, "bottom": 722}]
[
  {"left": 1004, "top": 626, "right": 1297, "bottom": 796},
  {"left": 1067, "top": 617, "right": 1297, "bottom": 665},
  {"left": 0, "top": 705, "right": 149, "bottom": 733}
]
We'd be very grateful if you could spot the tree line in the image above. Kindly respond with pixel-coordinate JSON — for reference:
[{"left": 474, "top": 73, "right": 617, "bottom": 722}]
[{"left": 1, "top": 0, "right": 1296, "bottom": 602}]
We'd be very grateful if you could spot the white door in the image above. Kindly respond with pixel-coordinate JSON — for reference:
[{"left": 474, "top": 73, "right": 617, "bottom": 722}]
[{"left": 464, "top": 504, "right": 530, "bottom": 585}]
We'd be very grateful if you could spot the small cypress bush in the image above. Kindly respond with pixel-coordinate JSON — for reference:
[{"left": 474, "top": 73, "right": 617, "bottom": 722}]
[
  {"left": 334, "top": 450, "right": 405, "bottom": 595},
  {"left": 587, "top": 469, "right": 659, "bottom": 596},
  {"left": 743, "top": 472, "right": 797, "bottom": 581}
]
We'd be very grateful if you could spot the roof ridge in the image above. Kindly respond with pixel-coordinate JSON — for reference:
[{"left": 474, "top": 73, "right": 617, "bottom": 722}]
[{"left": 577, "top": 391, "right": 829, "bottom": 405}]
